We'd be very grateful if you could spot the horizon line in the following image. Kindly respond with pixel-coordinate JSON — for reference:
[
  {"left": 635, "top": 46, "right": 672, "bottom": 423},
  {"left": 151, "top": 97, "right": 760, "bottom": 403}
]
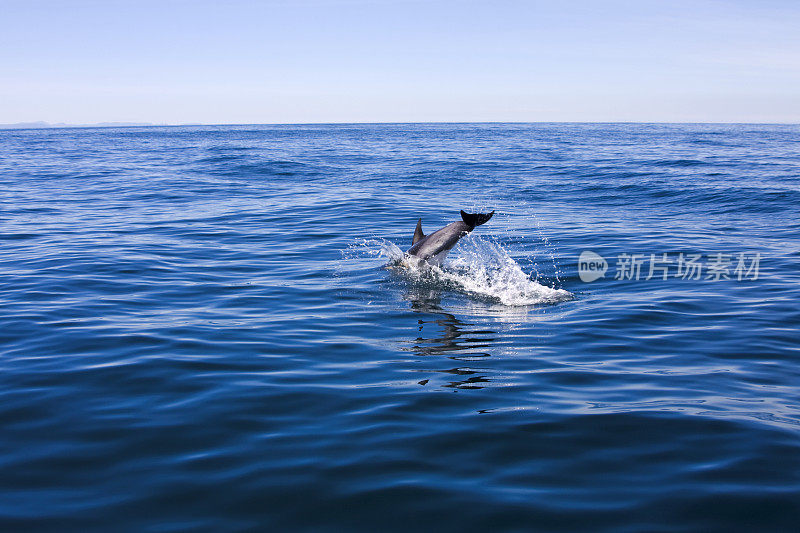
[{"left": 2, "top": 120, "right": 800, "bottom": 131}]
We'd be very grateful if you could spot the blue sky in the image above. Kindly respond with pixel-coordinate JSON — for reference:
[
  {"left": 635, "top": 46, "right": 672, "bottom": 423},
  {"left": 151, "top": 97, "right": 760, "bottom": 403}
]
[{"left": 2, "top": 0, "right": 799, "bottom": 123}]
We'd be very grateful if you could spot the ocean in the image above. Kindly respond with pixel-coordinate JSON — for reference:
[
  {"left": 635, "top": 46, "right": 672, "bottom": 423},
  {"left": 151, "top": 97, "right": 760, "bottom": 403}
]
[{"left": 1, "top": 123, "right": 799, "bottom": 531}]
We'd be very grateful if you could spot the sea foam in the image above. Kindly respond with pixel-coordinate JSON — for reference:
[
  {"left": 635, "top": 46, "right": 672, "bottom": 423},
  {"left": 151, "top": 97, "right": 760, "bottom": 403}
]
[{"left": 354, "top": 236, "right": 572, "bottom": 306}]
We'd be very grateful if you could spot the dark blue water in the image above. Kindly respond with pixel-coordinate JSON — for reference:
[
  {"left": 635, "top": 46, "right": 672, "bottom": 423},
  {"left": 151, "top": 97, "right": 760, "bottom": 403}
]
[{"left": 1, "top": 123, "right": 799, "bottom": 531}]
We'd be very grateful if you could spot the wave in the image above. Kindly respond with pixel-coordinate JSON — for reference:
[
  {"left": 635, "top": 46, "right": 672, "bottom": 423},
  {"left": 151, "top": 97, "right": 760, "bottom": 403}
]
[
  {"left": 352, "top": 236, "right": 572, "bottom": 306},
  {"left": 649, "top": 158, "right": 708, "bottom": 167}
]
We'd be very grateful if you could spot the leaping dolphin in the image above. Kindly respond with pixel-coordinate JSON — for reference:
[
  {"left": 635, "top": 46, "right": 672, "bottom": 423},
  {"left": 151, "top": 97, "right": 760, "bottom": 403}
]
[{"left": 407, "top": 210, "right": 495, "bottom": 264}]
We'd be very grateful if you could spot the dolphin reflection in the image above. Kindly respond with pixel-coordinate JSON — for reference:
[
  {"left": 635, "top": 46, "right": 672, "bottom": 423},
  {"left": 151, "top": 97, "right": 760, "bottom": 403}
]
[{"left": 403, "top": 289, "right": 498, "bottom": 389}]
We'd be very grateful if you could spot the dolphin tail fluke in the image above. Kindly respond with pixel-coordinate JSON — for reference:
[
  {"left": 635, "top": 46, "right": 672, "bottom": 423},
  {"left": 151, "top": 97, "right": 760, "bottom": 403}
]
[
  {"left": 413, "top": 218, "right": 425, "bottom": 244},
  {"left": 460, "top": 210, "right": 494, "bottom": 228}
]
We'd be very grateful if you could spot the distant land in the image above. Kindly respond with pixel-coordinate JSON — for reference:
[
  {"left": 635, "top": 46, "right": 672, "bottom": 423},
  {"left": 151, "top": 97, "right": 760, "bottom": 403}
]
[{"left": 0, "top": 121, "right": 163, "bottom": 130}]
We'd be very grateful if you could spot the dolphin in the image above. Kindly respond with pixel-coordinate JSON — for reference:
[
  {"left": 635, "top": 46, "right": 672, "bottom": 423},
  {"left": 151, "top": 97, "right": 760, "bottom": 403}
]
[{"left": 407, "top": 210, "right": 495, "bottom": 264}]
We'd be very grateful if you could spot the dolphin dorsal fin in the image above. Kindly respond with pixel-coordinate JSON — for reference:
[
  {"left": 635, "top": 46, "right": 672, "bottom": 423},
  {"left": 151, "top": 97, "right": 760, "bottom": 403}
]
[{"left": 413, "top": 218, "right": 425, "bottom": 244}]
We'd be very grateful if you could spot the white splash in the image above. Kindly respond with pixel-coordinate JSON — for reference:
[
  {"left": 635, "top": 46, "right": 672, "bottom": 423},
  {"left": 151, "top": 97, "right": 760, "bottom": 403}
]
[
  {"left": 354, "top": 236, "right": 572, "bottom": 307},
  {"left": 440, "top": 237, "right": 572, "bottom": 306}
]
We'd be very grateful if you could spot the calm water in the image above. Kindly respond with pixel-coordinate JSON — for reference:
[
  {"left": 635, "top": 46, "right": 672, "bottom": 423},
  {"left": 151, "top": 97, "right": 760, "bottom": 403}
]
[{"left": 1, "top": 123, "right": 799, "bottom": 531}]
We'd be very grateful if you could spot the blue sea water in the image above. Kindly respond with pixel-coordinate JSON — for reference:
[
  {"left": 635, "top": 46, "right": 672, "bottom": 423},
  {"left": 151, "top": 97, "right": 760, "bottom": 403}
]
[{"left": 1, "top": 123, "right": 799, "bottom": 531}]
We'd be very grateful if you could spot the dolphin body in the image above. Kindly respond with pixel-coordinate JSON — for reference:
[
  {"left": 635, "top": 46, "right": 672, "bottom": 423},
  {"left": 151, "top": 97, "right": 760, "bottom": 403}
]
[{"left": 407, "top": 210, "right": 495, "bottom": 264}]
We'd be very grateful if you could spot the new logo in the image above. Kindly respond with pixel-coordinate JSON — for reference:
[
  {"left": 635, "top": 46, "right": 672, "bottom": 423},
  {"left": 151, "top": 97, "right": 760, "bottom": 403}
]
[{"left": 578, "top": 251, "right": 608, "bottom": 282}]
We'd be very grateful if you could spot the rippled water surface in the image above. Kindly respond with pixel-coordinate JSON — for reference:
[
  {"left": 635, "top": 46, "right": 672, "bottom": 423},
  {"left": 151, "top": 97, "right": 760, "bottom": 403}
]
[{"left": 2, "top": 123, "right": 799, "bottom": 531}]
